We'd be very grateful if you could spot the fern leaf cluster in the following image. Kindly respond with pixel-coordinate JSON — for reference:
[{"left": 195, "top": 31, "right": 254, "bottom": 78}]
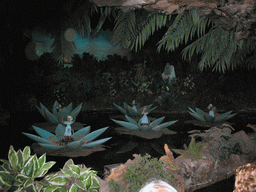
[
  {"left": 130, "top": 12, "right": 172, "bottom": 52},
  {"left": 111, "top": 9, "right": 136, "bottom": 48},
  {"left": 156, "top": 9, "right": 256, "bottom": 72},
  {"left": 157, "top": 9, "right": 212, "bottom": 52}
]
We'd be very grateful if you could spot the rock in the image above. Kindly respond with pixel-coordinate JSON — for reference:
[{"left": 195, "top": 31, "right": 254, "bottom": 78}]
[{"left": 92, "top": 0, "right": 256, "bottom": 40}]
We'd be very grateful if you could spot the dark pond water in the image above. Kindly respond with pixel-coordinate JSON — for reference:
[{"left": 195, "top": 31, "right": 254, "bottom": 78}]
[{"left": 2, "top": 110, "right": 256, "bottom": 191}]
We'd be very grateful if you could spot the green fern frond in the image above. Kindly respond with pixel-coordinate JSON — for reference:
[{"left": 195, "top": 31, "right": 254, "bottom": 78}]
[
  {"left": 112, "top": 10, "right": 136, "bottom": 48},
  {"left": 130, "top": 13, "right": 171, "bottom": 52},
  {"left": 157, "top": 9, "right": 211, "bottom": 52},
  {"left": 183, "top": 26, "right": 249, "bottom": 72}
]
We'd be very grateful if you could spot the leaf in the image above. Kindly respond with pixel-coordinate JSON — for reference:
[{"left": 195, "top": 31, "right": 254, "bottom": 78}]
[
  {"left": 89, "top": 176, "right": 100, "bottom": 189},
  {"left": 61, "top": 169, "right": 75, "bottom": 178},
  {"left": 34, "top": 161, "right": 56, "bottom": 178},
  {"left": 8, "top": 146, "right": 18, "bottom": 170},
  {"left": 46, "top": 174, "right": 68, "bottom": 185},
  {"left": 69, "top": 165, "right": 80, "bottom": 175},
  {"left": 23, "top": 178, "right": 34, "bottom": 189},
  {"left": 16, "top": 150, "right": 23, "bottom": 172},
  {"left": 69, "top": 183, "right": 78, "bottom": 192},
  {"left": 85, "top": 174, "right": 92, "bottom": 189},
  {"left": 23, "top": 146, "right": 31, "bottom": 162},
  {"left": 62, "top": 159, "right": 74, "bottom": 170},
  {"left": 76, "top": 179, "right": 86, "bottom": 189},
  {"left": 37, "top": 153, "right": 46, "bottom": 169},
  {"left": 0, "top": 171, "right": 14, "bottom": 189},
  {"left": 21, "top": 155, "right": 36, "bottom": 177},
  {"left": 44, "top": 185, "right": 66, "bottom": 192},
  {"left": 84, "top": 127, "right": 109, "bottom": 142}
]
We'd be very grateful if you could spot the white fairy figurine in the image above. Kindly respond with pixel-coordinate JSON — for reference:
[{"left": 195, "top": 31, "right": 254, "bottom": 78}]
[
  {"left": 132, "top": 100, "right": 137, "bottom": 112},
  {"left": 141, "top": 107, "right": 149, "bottom": 125},
  {"left": 62, "top": 115, "right": 76, "bottom": 141},
  {"left": 208, "top": 104, "right": 217, "bottom": 117}
]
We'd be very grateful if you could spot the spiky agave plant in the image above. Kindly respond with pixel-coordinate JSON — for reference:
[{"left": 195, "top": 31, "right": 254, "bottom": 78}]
[
  {"left": 113, "top": 102, "right": 157, "bottom": 117},
  {"left": 112, "top": 115, "right": 177, "bottom": 132},
  {"left": 36, "top": 101, "right": 83, "bottom": 125},
  {"left": 23, "top": 124, "right": 111, "bottom": 153},
  {"left": 112, "top": 115, "right": 177, "bottom": 139},
  {"left": 188, "top": 106, "right": 236, "bottom": 123}
]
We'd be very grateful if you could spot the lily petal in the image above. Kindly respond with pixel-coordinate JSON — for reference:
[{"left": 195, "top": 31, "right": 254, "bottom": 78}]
[
  {"left": 74, "top": 126, "right": 91, "bottom": 140},
  {"left": 81, "top": 137, "right": 112, "bottom": 148},
  {"left": 84, "top": 127, "right": 109, "bottom": 142},
  {"left": 151, "top": 120, "right": 178, "bottom": 131},
  {"left": 32, "top": 126, "right": 56, "bottom": 140},
  {"left": 39, "top": 143, "right": 65, "bottom": 150},
  {"left": 22, "top": 132, "right": 52, "bottom": 144},
  {"left": 112, "top": 119, "right": 139, "bottom": 130}
]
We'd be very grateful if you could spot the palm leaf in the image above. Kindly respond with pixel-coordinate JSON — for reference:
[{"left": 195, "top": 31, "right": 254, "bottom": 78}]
[
  {"left": 82, "top": 137, "right": 112, "bottom": 148},
  {"left": 151, "top": 120, "right": 178, "bottom": 131},
  {"left": 130, "top": 12, "right": 171, "bottom": 52},
  {"left": 111, "top": 9, "right": 136, "bottom": 48}
]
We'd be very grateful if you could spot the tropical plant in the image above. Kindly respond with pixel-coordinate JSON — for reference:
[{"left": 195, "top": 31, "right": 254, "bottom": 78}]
[
  {"left": 121, "top": 154, "right": 177, "bottom": 192},
  {"left": 0, "top": 146, "right": 55, "bottom": 191},
  {"left": 23, "top": 124, "right": 111, "bottom": 152},
  {"left": 44, "top": 159, "right": 100, "bottom": 191},
  {"left": 112, "top": 7, "right": 256, "bottom": 72},
  {"left": 157, "top": 9, "right": 256, "bottom": 72},
  {"left": 108, "top": 180, "right": 127, "bottom": 192},
  {"left": 50, "top": 68, "right": 93, "bottom": 100},
  {"left": 112, "top": 115, "right": 177, "bottom": 132},
  {"left": 36, "top": 100, "right": 83, "bottom": 124},
  {"left": 112, "top": 9, "right": 172, "bottom": 51},
  {"left": 113, "top": 102, "right": 157, "bottom": 117},
  {"left": 171, "top": 136, "right": 205, "bottom": 161},
  {"left": 188, "top": 106, "right": 236, "bottom": 123}
]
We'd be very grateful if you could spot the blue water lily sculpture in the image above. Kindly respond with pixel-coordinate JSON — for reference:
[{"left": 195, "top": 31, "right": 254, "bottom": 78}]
[
  {"left": 113, "top": 101, "right": 157, "bottom": 117},
  {"left": 36, "top": 101, "right": 83, "bottom": 124},
  {"left": 188, "top": 104, "right": 237, "bottom": 123},
  {"left": 23, "top": 124, "right": 111, "bottom": 157},
  {"left": 112, "top": 115, "right": 177, "bottom": 139}
]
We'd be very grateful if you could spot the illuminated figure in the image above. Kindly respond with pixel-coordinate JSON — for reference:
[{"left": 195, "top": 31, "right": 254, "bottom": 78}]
[
  {"left": 132, "top": 100, "right": 137, "bottom": 112},
  {"left": 141, "top": 107, "right": 149, "bottom": 125},
  {"left": 62, "top": 116, "right": 76, "bottom": 141}
]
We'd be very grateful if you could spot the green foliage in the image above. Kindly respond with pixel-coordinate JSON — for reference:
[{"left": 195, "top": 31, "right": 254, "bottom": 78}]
[
  {"left": 112, "top": 9, "right": 136, "bottom": 48},
  {"left": 171, "top": 136, "right": 204, "bottom": 161},
  {"left": 0, "top": 146, "right": 55, "bottom": 191},
  {"left": 108, "top": 180, "right": 127, "bottom": 192},
  {"left": 156, "top": 8, "right": 256, "bottom": 72},
  {"left": 122, "top": 154, "right": 176, "bottom": 192},
  {"left": 112, "top": 9, "right": 172, "bottom": 51},
  {"left": 158, "top": 9, "right": 212, "bottom": 53},
  {"left": 45, "top": 159, "right": 100, "bottom": 192},
  {"left": 50, "top": 68, "right": 92, "bottom": 101},
  {"left": 130, "top": 12, "right": 172, "bottom": 52},
  {"left": 110, "top": 7, "right": 256, "bottom": 72},
  {"left": 182, "top": 27, "right": 243, "bottom": 72}
]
